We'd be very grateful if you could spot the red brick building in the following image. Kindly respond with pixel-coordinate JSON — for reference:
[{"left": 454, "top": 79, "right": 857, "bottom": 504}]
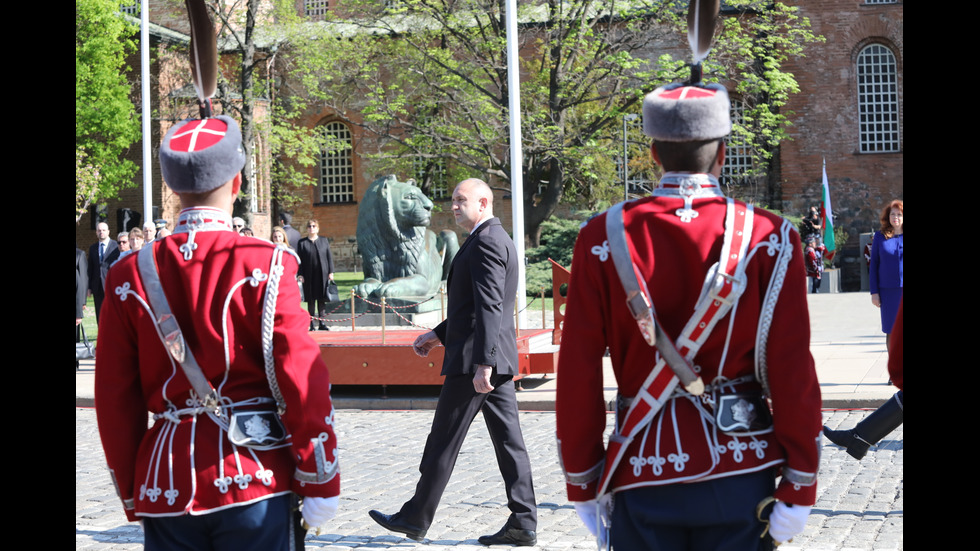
[
  {"left": 780, "top": 0, "right": 903, "bottom": 289},
  {"left": 78, "top": 1, "right": 902, "bottom": 288}
]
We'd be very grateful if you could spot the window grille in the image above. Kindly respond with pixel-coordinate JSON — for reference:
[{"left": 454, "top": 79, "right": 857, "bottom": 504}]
[
  {"left": 857, "top": 44, "right": 900, "bottom": 153},
  {"left": 305, "top": 0, "right": 330, "bottom": 19},
  {"left": 319, "top": 122, "right": 354, "bottom": 203},
  {"left": 413, "top": 156, "right": 450, "bottom": 199},
  {"left": 249, "top": 145, "right": 258, "bottom": 212},
  {"left": 721, "top": 99, "right": 754, "bottom": 188}
]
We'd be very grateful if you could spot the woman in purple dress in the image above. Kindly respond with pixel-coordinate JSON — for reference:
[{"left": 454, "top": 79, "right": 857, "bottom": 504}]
[{"left": 869, "top": 200, "right": 903, "bottom": 348}]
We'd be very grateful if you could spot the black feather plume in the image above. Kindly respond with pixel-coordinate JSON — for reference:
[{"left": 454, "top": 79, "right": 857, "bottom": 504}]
[
  {"left": 688, "top": 0, "right": 720, "bottom": 64},
  {"left": 186, "top": 0, "right": 217, "bottom": 118},
  {"left": 686, "top": 0, "right": 720, "bottom": 84}
]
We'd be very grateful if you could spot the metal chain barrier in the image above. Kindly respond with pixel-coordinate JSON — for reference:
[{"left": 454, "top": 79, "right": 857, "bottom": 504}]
[
  {"left": 308, "top": 292, "right": 437, "bottom": 329},
  {"left": 308, "top": 290, "right": 546, "bottom": 332}
]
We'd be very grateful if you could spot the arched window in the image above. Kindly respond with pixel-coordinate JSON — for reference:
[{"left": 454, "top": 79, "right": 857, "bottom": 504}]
[
  {"left": 857, "top": 44, "right": 900, "bottom": 153},
  {"left": 248, "top": 141, "right": 258, "bottom": 212},
  {"left": 245, "top": 132, "right": 269, "bottom": 214},
  {"left": 305, "top": 1, "right": 330, "bottom": 19},
  {"left": 318, "top": 121, "right": 354, "bottom": 203},
  {"left": 721, "top": 99, "right": 753, "bottom": 188}
]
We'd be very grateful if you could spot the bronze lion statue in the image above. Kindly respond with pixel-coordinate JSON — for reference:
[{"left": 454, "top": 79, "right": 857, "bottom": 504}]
[{"left": 354, "top": 175, "right": 458, "bottom": 299}]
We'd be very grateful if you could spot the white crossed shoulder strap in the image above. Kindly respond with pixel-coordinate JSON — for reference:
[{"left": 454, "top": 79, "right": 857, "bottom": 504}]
[
  {"left": 137, "top": 244, "right": 220, "bottom": 412},
  {"left": 596, "top": 197, "right": 754, "bottom": 497}
]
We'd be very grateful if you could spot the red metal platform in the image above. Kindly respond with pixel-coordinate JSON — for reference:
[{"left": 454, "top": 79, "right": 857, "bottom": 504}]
[{"left": 311, "top": 328, "right": 558, "bottom": 385}]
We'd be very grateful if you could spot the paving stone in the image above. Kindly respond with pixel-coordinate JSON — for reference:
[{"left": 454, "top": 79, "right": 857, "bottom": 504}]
[{"left": 77, "top": 408, "right": 902, "bottom": 550}]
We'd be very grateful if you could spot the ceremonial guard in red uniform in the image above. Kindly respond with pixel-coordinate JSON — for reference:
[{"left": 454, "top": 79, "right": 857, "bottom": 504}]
[
  {"left": 95, "top": 67, "right": 340, "bottom": 548},
  {"left": 555, "top": 5, "right": 820, "bottom": 548}
]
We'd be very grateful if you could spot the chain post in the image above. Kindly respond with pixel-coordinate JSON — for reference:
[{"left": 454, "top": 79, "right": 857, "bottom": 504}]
[{"left": 541, "top": 287, "right": 546, "bottom": 329}]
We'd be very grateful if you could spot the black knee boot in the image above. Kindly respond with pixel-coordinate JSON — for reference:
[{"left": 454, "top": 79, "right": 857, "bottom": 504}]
[{"left": 823, "top": 390, "right": 903, "bottom": 460}]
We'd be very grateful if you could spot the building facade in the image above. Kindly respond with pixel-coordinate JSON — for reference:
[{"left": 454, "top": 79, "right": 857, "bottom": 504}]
[{"left": 78, "top": 1, "right": 902, "bottom": 288}]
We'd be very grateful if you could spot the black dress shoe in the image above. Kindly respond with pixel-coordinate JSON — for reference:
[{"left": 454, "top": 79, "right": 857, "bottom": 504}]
[
  {"left": 368, "top": 510, "right": 426, "bottom": 541},
  {"left": 478, "top": 525, "right": 537, "bottom": 546}
]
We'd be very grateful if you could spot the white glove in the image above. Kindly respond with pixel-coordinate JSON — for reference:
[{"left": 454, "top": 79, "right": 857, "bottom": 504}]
[
  {"left": 768, "top": 501, "right": 810, "bottom": 544},
  {"left": 573, "top": 501, "right": 599, "bottom": 537},
  {"left": 302, "top": 496, "right": 339, "bottom": 529}
]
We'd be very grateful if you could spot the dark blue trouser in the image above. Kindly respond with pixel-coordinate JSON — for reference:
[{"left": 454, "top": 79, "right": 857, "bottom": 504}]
[
  {"left": 610, "top": 469, "right": 776, "bottom": 550},
  {"left": 143, "top": 493, "right": 304, "bottom": 551}
]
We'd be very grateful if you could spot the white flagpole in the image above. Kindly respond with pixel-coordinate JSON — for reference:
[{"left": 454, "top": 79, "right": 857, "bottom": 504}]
[
  {"left": 141, "top": 0, "right": 153, "bottom": 228},
  {"left": 504, "top": 0, "right": 528, "bottom": 327}
]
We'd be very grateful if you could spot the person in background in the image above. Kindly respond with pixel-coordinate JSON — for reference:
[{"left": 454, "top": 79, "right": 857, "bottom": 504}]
[
  {"left": 87, "top": 221, "right": 119, "bottom": 322},
  {"left": 76, "top": 247, "right": 89, "bottom": 357},
  {"left": 112, "top": 228, "right": 144, "bottom": 266},
  {"left": 279, "top": 212, "right": 301, "bottom": 250},
  {"left": 869, "top": 200, "right": 903, "bottom": 349},
  {"left": 804, "top": 235, "right": 827, "bottom": 293},
  {"left": 272, "top": 226, "right": 292, "bottom": 248},
  {"left": 296, "top": 220, "right": 335, "bottom": 331},
  {"left": 116, "top": 232, "right": 131, "bottom": 253},
  {"left": 143, "top": 221, "right": 157, "bottom": 244}
]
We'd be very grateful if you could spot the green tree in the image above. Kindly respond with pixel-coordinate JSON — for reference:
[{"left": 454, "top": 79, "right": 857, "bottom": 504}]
[
  {"left": 75, "top": 0, "right": 140, "bottom": 221},
  {"left": 277, "top": 0, "right": 821, "bottom": 244},
  {"left": 525, "top": 213, "right": 587, "bottom": 296},
  {"left": 177, "top": 0, "right": 333, "bottom": 222}
]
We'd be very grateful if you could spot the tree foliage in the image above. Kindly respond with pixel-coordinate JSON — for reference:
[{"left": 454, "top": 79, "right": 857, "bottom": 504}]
[
  {"left": 276, "top": 0, "right": 821, "bottom": 244},
  {"left": 75, "top": 0, "right": 140, "bottom": 221},
  {"left": 712, "top": 1, "right": 825, "bottom": 186},
  {"left": 525, "top": 213, "right": 587, "bottom": 296},
  {"left": 183, "top": 0, "right": 334, "bottom": 221}
]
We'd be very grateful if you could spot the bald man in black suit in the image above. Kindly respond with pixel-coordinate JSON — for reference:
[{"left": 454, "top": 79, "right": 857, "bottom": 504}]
[
  {"left": 87, "top": 221, "right": 119, "bottom": 322},
  {"left": 369, "top": 179, "right": 537, "bottom": 546}
]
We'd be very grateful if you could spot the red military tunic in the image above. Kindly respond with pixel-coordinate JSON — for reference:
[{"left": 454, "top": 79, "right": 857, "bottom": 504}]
[
  {"left": 556, "top": 176, "right": 821, "bottom": 506},
  {"left": 96, "top": 207, "right": 340, "bottom": 522}
]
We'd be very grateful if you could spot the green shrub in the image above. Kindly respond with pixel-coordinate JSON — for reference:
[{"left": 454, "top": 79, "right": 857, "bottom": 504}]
[{"left": 525, "top": 214, "right": 589, "bottom": 296}]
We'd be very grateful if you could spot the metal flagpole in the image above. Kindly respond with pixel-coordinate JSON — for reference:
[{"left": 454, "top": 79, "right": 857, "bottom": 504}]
[
  {"left": 141, "top": 0, "right": 153, "bottom": 227},
  {"left": 504, "top": 0, "right": 528, "bottom": 328}
]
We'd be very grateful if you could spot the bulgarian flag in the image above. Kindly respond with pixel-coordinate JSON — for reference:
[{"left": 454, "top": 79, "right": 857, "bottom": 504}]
[{"left": 820, "top": 158, "right": 836, "bottom": 260}]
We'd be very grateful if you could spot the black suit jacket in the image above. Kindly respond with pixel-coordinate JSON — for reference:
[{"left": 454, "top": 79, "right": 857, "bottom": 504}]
[
  {"left": 283, "top": 225, "right": 301, "bottom": 250},
  {"left": 88, "top": 240, "right": 119, "bottom": 296},
  {"left": 433, "top": 217, "right": 518, "bottom": 376},
  {"left": 297, "top": 236, "right": 335, "bottom": 299},
  {"left": 76, "top": 248, "right": 88, "bottom": 318}
]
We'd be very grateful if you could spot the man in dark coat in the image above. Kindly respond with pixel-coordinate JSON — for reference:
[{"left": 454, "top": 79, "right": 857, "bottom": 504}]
[
  {"left": 76, "top": 247, "right": 89, "bottom": 355},
  {"left": 76, "top": 248, "right": 88, "bottom": 325},
  {"left": 368, "top": 178, "right": 537, "bottom": 547},
  {"left": 279, "top": 212, "right": 301, "bottom": 250},
  {"left": 87, "top": 221, "right": 119, "bottom": 322},
  {"left": 296, "top": 220, "right": 335, "bottom": 331}
]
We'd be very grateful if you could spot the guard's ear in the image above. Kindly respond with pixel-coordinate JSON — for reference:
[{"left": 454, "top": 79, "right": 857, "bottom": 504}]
[
  {"left": 231, "top": 172, "right": 243, "bottom": 196},
  {"left": 715, "top": 140, "right": 726, "bottom": 169},
  {"left": 650, "top": 143, "right": 663, "bottom": 167}
]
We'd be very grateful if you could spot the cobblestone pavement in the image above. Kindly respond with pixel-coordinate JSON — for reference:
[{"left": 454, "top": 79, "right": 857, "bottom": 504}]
[{"left": 76, "top": 407, "right": 902, "bottom": 550}]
